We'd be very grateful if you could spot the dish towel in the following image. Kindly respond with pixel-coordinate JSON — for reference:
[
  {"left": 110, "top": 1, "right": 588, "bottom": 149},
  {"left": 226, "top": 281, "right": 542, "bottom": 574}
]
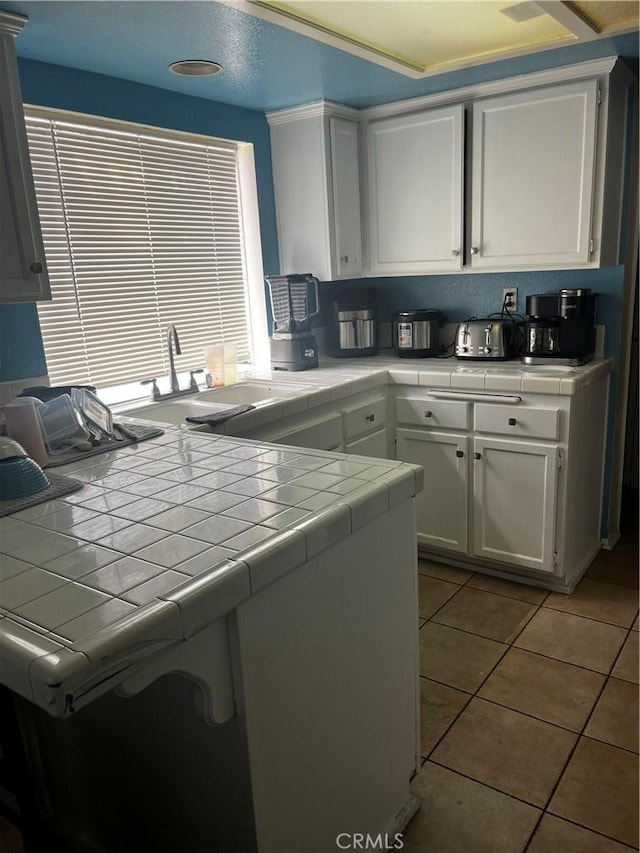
[{"left": 185, "top": 404, "right": 255, "bottom": 426}]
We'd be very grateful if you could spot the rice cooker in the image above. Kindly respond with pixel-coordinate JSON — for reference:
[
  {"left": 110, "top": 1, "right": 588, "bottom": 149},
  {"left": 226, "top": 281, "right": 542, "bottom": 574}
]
[{"left": 392, "top": 310, "right": 446, "bottom": 358}]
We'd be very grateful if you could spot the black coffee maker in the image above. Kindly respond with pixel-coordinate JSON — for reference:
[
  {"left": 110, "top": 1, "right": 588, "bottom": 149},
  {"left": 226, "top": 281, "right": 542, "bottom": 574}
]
[{"left": 522, "top": 289, "right": 597, "bottom": 366}]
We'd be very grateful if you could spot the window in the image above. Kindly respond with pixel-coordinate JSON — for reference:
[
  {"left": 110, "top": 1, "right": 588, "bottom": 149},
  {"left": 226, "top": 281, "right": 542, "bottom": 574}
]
[{"left": 25, "top": 107, "right": 267, "bottom": 396}]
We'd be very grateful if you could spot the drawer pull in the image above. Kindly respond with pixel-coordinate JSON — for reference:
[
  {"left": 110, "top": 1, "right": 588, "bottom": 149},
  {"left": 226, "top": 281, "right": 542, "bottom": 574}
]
[
  {"left": 366, "top": 414, "right": 375, "bottom": 422},
  {"left": 473, "top": 452, "right": 482, "bottom": 460},
  {"left": 508, "top": 417, "right": 517, "bottom": 426},
  {"left": 456, "top": 450, "right": 464, "bottom": 458},
  {"left": 427, "top": 390, "right": 521, "bottom": 404},
  {"left": 424, "top": 410, "right": 433, "bottom": 418}
]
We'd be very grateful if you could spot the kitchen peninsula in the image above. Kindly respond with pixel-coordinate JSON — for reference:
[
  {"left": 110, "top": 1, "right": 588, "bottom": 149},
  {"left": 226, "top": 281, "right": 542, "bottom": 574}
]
[
  {"left": 1, "top": 355, "right": 612, "bottom": 851},
  {"left": 0, "top": 424, "right": 423, "bottom": 853}
]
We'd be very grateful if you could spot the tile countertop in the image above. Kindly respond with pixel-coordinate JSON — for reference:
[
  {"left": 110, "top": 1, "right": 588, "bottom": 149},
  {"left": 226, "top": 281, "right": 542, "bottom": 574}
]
[
  {"left": 0, "top": 428, "right": 423, "bottom": 716},
  {"left": 0, "top": 356, "right": 612, "bottom": 715},
  {"left": 189, "top": 356, "right": 613, "bottom": 437},
  {"left": 245, "top": 355, "right": 614, "bottom": 397}
]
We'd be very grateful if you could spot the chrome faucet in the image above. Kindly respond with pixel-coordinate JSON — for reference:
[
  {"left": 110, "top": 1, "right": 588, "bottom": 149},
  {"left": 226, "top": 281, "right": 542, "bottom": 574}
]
[
  {"left": 167, "top": 323, "right": 181, "bottom": 393},
  {"left": 140, "top": 324, "right": 204, "bottom": 401}
]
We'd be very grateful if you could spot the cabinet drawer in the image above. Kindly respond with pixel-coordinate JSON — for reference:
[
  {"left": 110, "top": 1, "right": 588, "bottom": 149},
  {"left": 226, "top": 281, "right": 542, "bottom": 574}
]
[
  {"left": 343, "top": 398, "right": 386, "bottom": 439},
  {"left": 474, "top": 404, "right": 560, "bottom": 440},
  {"left": 396, "top": 397, "right": 469, "bottom": 430},
  {"left": 273, "top": 414, "right": 343, "bottom": 450}
]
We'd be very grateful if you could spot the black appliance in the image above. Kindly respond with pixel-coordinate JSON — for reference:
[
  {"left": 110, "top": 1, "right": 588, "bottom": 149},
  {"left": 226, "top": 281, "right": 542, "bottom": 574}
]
[
  {"left": 522, "top": 289, "right": 597, "bottom": 366},
  {"left": 392, "top": 310, "right": 445, "bottom": 357},
  {"left": 265, "top": 274, "right": 320, "bottom": 371},
  {"left": 328, "top": 289, "right": 378, "bottom": 357}
]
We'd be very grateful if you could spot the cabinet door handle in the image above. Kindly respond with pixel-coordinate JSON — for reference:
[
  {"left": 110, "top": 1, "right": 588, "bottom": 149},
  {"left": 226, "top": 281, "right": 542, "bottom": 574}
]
[
  {"left": 508, "top": 417, "right": 517, "bottom": 426},
  {"left": 424, "top": 410, "right": 433, "bottom": 418},
  {"left": 452, "top": 249, "right": 460, "bottom": 257},
  {"left": 473, "top": 452, "right": 482, "bottom": 460},
  {"left": 366, "top": 413, "right": 375, "bottom": 422},
  {"left": 456, "top": 450, "right": 464, "bottom": 458},
  {"left": 30, "top": 262, "right": 43, "bottom": 273},
  {"left": 340, "top": 255, "right": 350, "bottom": 263},
  {"left": 470, "top": 247, "right": 479, "bottom": 255}
]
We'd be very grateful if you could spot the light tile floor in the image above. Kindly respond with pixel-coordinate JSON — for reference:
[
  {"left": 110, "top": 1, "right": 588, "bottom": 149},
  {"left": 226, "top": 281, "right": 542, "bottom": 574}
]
[{"left": 403, "top": 498, "right": 639, "bottom": 853}]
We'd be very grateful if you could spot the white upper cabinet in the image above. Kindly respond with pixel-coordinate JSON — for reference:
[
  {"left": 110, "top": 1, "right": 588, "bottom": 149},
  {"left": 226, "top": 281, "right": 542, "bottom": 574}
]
[
  {"left": 365, "top": 105, "right": 464, "bottom": 276},
  {"left": 329, "top": 117, "right": 363, "bottom": 279},
  {"left": 267, "top": 103, "right": 363, "bottom": 281},
  {"left": 0, "top": 11, "right": 51, "bottom": 303},
  {"left": 469, "top": 80, "right": 598, "bottom": 270},
  {"left": 356, "top": 56, "right": 631, "bottom": 276}
]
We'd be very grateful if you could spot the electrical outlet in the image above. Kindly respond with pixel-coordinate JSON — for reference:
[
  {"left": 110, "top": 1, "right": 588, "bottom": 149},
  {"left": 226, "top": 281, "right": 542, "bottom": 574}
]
[{"left": 503, "top": 287, "right": 518, "bottom": 311}]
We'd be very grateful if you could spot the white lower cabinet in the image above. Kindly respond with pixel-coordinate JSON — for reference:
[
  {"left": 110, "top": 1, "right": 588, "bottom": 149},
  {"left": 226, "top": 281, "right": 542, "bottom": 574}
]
[
  {"left": 396, "top": 427, "right": 559, "bottom": 572},
  {"left": 344, "top": 428, "right": 388, "bottom": 459},
  {"left": 471, "top": 436, "right": 559, "bottom": 573},
  {"left": 270, "top": 413, "right": 343, "bottom": 451},
  {"left": 394, "top": 372, "right": 611, "bottom": 592},
  {"left": 233, "top": 369, "right": 609, "bottom": 591},
  {"left": 396, "top": 429, "right": 468, "bottom": 553}
]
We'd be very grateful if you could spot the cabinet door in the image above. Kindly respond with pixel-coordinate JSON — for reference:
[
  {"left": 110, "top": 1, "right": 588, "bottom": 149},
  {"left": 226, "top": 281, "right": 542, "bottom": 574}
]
[
  {"left": 396, "top": 428, "right": 468, "bottom": 553},
  {"left": 272, "top": 414, "right": 343, "bottom": 451},
  {"left": 0, "top": 29, "right": 50, "bottom": 302},
  {"left": 366, "top": 105, "right": 464, "bottom": 275},
  {"left": 472, "top": 437, "right": 558, "bottom": 573},
  {"left": 269, "top": 112, "right": 333, "bottom": 280},
  {"left": 344, "top": 428, "right": 388, "bottom": 459},
  {"left": 470, "top": 80, "right": 598, "bottom": 269},
  {"left": 329, "top": 117, "right": 363, "bottom": 278}
]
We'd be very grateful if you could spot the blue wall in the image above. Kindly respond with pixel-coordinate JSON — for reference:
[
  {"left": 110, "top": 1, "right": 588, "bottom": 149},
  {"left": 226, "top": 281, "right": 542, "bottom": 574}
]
[
  {"left": 1, "top": 42, "right": 636, "bottom": 534},
  {"left": 0, "top": 59, "right": 281, "bottom": 381}
]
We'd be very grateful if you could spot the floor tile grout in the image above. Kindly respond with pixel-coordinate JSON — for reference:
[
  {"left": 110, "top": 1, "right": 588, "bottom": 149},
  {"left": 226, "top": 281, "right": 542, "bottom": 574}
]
[{"left": 417, "top": 540, "right": 639, "bottom": 851}]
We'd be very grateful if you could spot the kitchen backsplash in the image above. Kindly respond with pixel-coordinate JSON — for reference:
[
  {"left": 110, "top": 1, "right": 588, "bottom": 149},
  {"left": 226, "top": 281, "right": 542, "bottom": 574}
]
[{"left": 318, "top": 267, "right": 624, "bottom": 361}]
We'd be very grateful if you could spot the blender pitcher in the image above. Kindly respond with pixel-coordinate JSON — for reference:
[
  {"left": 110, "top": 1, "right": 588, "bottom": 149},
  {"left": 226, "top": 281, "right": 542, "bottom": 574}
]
[{"left": 265, "top": 274, "right": 320, "bottom": 370}]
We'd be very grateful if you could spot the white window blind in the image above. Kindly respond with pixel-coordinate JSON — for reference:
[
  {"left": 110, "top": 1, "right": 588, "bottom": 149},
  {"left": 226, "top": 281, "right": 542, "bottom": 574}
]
[{"left": 25, "top": 110, "right": 252, "bottom": 389}]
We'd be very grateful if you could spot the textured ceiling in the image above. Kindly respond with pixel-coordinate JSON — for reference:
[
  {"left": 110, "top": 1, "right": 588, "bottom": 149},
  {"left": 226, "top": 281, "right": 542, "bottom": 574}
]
[
  {"left": 257, "top": 1, "right": 573, "bottom": 71},
  {"left": 574, "top": 1, "right": 640, "bottom": 29},
  {"left": 247, "top": 0, "right": 639, "bottom": 75},
  {"left": 2, "top": 1, "right": 638, "bottom": 111}
]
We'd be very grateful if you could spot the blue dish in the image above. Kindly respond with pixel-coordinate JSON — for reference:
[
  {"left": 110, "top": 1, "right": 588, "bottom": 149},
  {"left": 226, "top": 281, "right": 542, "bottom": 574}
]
[{"left": 0, "top": 456, "right": 50, "bottom": 500}]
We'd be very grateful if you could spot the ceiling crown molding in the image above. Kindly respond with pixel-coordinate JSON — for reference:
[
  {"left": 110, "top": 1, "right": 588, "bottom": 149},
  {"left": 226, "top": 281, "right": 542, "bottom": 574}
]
[
  {"left": 0, "top": 9, "right": 27, "bottom": 37},
  {"left": 266, "top": 100, "right": 361, "bottom": 126}
]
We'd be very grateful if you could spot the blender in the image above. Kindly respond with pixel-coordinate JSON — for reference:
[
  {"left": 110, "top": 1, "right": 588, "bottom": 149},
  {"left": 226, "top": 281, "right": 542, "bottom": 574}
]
[{"left": 265, "top": 274, "right": 320, "bottom": 370}]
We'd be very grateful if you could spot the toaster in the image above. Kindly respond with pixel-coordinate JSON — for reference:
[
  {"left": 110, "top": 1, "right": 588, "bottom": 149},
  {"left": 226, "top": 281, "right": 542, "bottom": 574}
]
[{"left": 455, "top": 320, "right": 516, "bottom": 360}]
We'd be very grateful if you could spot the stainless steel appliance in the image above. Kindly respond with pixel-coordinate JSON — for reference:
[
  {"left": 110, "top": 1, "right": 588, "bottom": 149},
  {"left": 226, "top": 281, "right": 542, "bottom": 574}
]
[
  {"left": 337, "top": 309, "right": 377, "bottom": 354},
  {"left": 265, "top": 274, "right": 320, "bottom": 371},
  {"left": 392, "top": 310, "right": 445, "bottom": 357},
  {"left": 522, "top": 288, "right": 597, "bottom": 365},
  {"left": 455, "top": 319, "right": 517, "bottom": 360},
  {"left": 329, "top": 288, "right": 378, "bottom": 357}
]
